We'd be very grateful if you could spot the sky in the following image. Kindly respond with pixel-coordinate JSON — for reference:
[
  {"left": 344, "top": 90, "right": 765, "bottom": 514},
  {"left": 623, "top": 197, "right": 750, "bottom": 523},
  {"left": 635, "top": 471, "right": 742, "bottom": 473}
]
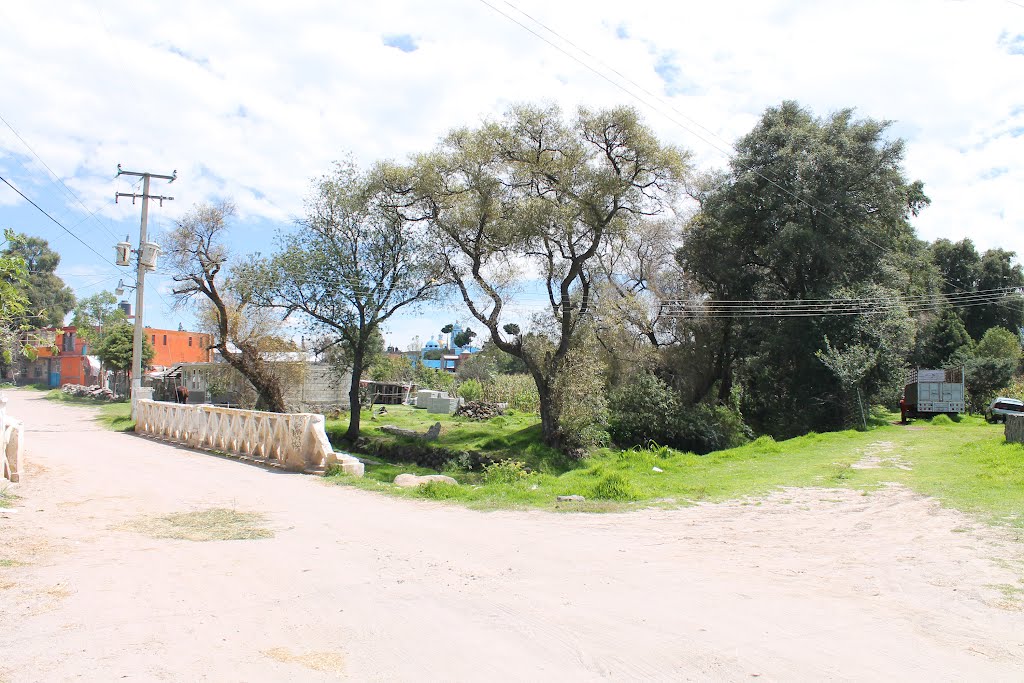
[{"left": 1, "top": 0, "right": 1022, "bottom": 349}]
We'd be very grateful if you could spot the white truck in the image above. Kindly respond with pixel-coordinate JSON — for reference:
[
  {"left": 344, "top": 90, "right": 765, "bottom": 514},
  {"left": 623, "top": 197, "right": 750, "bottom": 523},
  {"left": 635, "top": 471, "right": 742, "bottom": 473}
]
[{"left": 900, "top": 368, "right": 965, "bottom": 422}]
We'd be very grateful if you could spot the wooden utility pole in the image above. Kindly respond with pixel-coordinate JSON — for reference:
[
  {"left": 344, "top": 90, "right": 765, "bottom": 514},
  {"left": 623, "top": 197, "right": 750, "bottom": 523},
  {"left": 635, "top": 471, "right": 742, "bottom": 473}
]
[{"left": 115, "top": 165, "right": 176, "bottom": 413}]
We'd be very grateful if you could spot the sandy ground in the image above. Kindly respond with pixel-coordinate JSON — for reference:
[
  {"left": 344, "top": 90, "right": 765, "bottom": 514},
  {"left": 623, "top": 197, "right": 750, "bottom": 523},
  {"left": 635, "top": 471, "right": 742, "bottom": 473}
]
[{"left": 2, "top": 390, "right": 1024, "bottom": 682}]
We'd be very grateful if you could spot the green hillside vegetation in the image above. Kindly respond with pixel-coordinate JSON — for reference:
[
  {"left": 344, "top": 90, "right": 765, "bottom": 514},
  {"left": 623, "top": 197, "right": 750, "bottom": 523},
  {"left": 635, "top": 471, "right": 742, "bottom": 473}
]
[{"left": 327, "top": 406, "right": 1024, "bottom": 525}]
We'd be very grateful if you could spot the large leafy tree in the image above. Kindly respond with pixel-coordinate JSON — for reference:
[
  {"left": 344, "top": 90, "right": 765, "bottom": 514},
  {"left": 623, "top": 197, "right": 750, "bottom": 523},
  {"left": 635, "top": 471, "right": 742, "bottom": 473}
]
[
  {"left": 71, "top": 291, "right": 127, "bottom": 345},
  {"left": 916, "top": 308, "right": 973, "bottom": 368},
  {"left": 930, "top": 239, "right": 1024, "bottom": 340},
  {"left": 385, "top": 104, "right": 689, "bottom": 449},
  {"left": 677, "top": 101, "right": 930, "bottom": 436},
  {"left": 1, "top": 233, "right": 75, "bottom": 328},
  {"left": 0, "top": 229, "right": 31, "bottom": 376},
  {"left": 241, "top": 161, "right": 442, "bottom": 439},
  {"left": 161, "top": 201, "right": 288, "bottom": 412},
  {"left": 95, "top": 322, "right": 155, "bottom": 387}
]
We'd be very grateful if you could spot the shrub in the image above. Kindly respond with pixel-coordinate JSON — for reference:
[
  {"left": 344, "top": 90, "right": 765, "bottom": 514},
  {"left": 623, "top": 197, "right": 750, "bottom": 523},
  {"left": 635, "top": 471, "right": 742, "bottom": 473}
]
[
  {"left": 457, "top": 378, "right": 483, "bottom": 402},
  {"left": 418, "top": 481, "right": 462, "bottom": 499},
  {"left": 480, "top": 374, "right": 539, "bottom": 413},
  {"left": 590, "top": 472, "right": 639, "bottom": 501},
  {"left": 609, "top": 372, "right": 750, "bottom": 454},
  {"left": 483, "top": 459, "right": 530, "bottom": 485}
]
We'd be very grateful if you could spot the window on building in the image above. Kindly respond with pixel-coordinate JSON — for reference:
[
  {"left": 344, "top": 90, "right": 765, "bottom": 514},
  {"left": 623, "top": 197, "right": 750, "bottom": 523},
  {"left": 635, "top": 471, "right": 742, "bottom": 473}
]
[
  {"left": 152, "top": 335, "right": 156, "bottom": 344},
  {"left": 163, "top": 334, "right": 167, "bottom": 345},
  {"left": 34, "top": 365, "right": 42, "bottom": 378},
  {"left": 188, "top": 337, "right": 193, "bottom": 347}
]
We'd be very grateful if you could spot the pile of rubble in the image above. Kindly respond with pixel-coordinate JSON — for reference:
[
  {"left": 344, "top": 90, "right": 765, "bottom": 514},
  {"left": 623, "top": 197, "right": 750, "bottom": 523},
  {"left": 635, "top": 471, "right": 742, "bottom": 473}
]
[
  {"left": 61, "top": 384, "right": 117, "bottom": 401},
  {"left": 455, "top": 401, "right": 504, "bottom": 420}
]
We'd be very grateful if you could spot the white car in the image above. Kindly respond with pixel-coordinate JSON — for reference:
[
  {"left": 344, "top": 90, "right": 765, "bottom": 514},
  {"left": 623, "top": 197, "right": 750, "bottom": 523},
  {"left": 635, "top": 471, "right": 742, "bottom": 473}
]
[{"left": 985, "top": 397, "right": 1024, "bottom": 423}]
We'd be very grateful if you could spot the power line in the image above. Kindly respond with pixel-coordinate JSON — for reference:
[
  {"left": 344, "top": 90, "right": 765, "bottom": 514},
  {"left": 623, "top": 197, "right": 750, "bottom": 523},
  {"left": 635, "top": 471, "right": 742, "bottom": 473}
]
[
  {"left": 659, "top": 291, "right": 1021, "bottom": 319},
  {"left": 0, "top": 173, "right": 120, "bottom": 271},
  {"left": 477, "top": 0, "right": 1024, "bottom": 318},
  {"left": 0, "top": 111, "right": 120, "bottom": 241},
  {"left": 660, "top": 286, "right": 1022, "bottom": 307}
]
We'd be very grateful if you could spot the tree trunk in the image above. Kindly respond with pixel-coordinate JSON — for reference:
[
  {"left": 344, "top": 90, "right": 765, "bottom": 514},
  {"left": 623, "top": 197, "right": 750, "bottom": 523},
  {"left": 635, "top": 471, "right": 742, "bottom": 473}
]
[
  {"left": 534, "top": 376, "right": 561, "bottom": 449},
  {"left": 223, "top": 348, "right": 287, "bottom": 413},
  {"left": 346, "top": 350, "right": 364, "bottom": 441}
]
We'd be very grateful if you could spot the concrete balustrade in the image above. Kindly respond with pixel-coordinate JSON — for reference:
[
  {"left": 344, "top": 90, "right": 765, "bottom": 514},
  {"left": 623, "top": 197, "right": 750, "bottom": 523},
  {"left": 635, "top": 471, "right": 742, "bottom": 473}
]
[
  {"left": 134, "top": 399, "right": 363, "bottom": 476},
  {"left": 1, "top": 394, "right": 24, "bottom": 483}
]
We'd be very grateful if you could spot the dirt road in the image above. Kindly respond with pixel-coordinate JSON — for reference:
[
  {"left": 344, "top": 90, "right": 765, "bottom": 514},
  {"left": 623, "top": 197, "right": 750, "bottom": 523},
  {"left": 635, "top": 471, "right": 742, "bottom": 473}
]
[{"left": 2, "top": 390, "right": 1023, "bottom": 681}]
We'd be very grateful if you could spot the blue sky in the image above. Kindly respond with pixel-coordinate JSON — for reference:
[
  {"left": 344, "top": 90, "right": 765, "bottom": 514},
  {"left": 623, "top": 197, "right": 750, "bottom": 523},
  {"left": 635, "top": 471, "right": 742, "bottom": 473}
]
[{"left": 1, "top": 0, "right": 1022, "bottom": 348}]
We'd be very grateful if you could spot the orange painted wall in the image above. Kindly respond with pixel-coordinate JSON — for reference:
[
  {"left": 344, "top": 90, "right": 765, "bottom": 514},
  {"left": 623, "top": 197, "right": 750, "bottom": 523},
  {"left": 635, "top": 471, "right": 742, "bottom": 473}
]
[
  {"left": 145, "top": 328, "right": 214, "bottom": 368},
  {"left": 28, "top": 327, "right": 94, "bottom": 386}
]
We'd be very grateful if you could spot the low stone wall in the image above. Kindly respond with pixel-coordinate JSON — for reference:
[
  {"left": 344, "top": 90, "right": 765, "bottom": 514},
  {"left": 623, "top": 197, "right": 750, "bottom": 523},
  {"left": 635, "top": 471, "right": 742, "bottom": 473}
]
[
  {"left": 134, "top": 400, "right": 363, "bottom": 476},
  {"left": 1006, "top": 414, "right": 1024, "bottom": 444},
  {"left": 1, "top": 394, "right": 23, "bottom": 483}
]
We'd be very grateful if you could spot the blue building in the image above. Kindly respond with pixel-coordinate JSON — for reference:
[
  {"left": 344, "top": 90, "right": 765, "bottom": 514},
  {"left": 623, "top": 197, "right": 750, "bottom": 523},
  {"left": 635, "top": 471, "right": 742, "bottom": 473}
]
[{"left": 415, "top": 326, "right": 482, "bottom": 372}]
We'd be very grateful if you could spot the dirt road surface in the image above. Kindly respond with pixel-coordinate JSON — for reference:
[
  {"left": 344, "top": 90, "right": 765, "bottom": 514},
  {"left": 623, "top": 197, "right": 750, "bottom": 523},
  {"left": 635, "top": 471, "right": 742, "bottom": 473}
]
[{"left": 2, "top": 390, "right": 1024, "bottom": 681}]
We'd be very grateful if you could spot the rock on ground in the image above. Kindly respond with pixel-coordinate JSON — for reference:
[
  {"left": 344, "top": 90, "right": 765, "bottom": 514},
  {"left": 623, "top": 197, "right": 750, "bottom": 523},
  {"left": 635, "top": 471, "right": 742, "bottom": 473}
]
[{"left": 393, "top": 473, "right": 458, "bottom": 488}]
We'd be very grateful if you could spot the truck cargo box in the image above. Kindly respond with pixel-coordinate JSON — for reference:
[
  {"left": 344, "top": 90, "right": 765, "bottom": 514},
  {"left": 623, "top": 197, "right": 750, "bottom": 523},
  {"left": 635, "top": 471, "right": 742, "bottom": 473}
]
[{"left": 902, "top": 367, "right": 965, "bottom": 418}]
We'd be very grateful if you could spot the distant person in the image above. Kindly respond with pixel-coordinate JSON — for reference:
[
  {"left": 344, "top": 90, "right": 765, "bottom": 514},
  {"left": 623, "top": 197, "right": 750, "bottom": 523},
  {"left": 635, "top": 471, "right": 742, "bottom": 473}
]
[{"left": 175, "top": 385, "right": 189, "bottom": 404}]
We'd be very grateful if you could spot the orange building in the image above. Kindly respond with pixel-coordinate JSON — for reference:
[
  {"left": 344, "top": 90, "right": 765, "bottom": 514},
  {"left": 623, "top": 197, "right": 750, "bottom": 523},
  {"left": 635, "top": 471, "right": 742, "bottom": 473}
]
[
  {"left": 20, "top": 327, "right": 99, "bottom": 387},
  {"left": 145, "top": 328, "right": 215, "bottom": 369}
]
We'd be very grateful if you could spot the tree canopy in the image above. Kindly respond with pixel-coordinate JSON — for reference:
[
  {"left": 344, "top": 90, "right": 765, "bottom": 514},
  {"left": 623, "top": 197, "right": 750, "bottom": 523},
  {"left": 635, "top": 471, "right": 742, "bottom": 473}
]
[
  {"left": 383, "top": 103, "right": 689, "bottom": 448},
  {"left": 1, "top": 233, "right": 75, "bottom": 328},
  {"left": 71, "top": 291, "right": 127, "bottom": 345},
  {"left": 95, "top": 322, "right": 155, "bottom": 374},
  {"left": 240, "top": 160, "right": 442, "bottom": 438},
  {"left": 676, "top": 101, "right": 930, "bottom": 436},
  {"left": 162, "top": 201, "right": 288, "bottom": 412}
]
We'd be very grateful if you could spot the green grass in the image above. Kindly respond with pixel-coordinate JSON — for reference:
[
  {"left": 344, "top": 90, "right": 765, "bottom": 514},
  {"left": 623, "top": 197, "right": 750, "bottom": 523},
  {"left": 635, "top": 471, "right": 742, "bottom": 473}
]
[
  {"left": 41, "top": 389, "right": 135, "bottom": 431},
  {"left": 327, "top": 407, "right": 1024, "bottom": 522},
  {"left": 327, "top": 405, "right": 570, "bottom": 473},
  {"left": 0, "top": 487, "right": 16, "bottom": 509}
]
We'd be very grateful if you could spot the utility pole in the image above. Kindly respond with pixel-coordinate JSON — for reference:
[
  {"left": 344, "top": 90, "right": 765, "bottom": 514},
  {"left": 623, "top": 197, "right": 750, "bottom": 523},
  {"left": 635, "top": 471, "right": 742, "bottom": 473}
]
[{"left": 115, "top": 165, "right": 176, "bottom": 414}]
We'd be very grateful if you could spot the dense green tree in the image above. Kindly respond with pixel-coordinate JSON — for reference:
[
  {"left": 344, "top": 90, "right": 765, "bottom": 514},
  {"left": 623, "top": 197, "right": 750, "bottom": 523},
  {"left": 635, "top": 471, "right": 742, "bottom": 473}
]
[
  {"left": 676, "top": 101, "right": 929, "bottom": 436},
  {"left": 385, "top": 103, "right": 688, "bottom": 449},
  {"left": 94, "top": 323, "right": 155, "bottom": 385},
  {"left": 974, "top": 326, "right": 1022, "bottom": 363},
  {"left": 930, "top": 239, "right": 1024, "bottom": 339},
  {"left": 917, "top": 309, "right": 974, "bottom": 368},
  {"left": 1, "top": 234, "right": 75, "bottom": 328},
  {"left": 70, "top": 291, "right": 127, "bottom": 345},
  {"left": 0, "top": 229, "right": 31, "bottom": 377},
  {"left": 452, "top": 327, "right": 476, "bottom": 349}
]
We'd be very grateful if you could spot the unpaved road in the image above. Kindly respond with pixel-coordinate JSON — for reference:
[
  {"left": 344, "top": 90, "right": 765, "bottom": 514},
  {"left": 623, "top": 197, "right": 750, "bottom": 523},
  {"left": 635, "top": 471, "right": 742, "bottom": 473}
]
[{"left": 2, "top": 390, "right": 1024, "bottom": 682}]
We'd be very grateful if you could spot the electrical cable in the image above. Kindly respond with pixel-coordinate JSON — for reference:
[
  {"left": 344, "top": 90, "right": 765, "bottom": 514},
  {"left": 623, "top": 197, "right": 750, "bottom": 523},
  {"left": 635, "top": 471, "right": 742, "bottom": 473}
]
[
  {"left": 0, "top": 173, "right": 121, "bottom": 271},
  {"left": 476, "top": 0, "right": 1024, "bottom": 318},
  {"left": 0, "top": 111, "right": 120, "bottom": 241}
]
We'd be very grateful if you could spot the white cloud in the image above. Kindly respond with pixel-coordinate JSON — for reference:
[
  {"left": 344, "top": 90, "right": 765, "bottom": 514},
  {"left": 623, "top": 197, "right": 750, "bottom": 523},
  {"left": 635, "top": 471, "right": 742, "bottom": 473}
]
[{"left": 1, "top": 0, "right": 1022, "bottom": 346}]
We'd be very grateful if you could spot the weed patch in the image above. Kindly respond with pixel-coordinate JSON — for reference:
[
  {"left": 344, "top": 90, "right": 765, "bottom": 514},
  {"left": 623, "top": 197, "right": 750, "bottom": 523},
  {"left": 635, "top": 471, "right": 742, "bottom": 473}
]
[
  {"left": 591, "top": 472, "right": 639, "bottom": 501},
  {"left": 417, "top": 481, "right": 464, "bottom": 500},
  {"left": 121, "top": 508, "right": 273, "bottom": 541}
]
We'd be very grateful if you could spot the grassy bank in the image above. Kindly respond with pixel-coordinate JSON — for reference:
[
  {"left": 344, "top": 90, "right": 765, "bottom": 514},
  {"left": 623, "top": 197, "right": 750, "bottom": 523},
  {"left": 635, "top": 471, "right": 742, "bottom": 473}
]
[
  {"left": 42, "top": 389, "right": 134, "bottom": 431},
  {"left": 326, "top": 406, "right": 1024, "bottom": 524}
]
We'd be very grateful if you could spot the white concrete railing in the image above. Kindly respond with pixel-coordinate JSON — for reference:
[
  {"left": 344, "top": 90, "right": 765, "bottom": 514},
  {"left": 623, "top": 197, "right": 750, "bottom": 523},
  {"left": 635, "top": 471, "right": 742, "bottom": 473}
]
[
  {"left": 1, "top": 393, "right": 24, "bottom": 483},
  {"left": 134, "top": 400, "right": 363, "bottom": 476}
]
